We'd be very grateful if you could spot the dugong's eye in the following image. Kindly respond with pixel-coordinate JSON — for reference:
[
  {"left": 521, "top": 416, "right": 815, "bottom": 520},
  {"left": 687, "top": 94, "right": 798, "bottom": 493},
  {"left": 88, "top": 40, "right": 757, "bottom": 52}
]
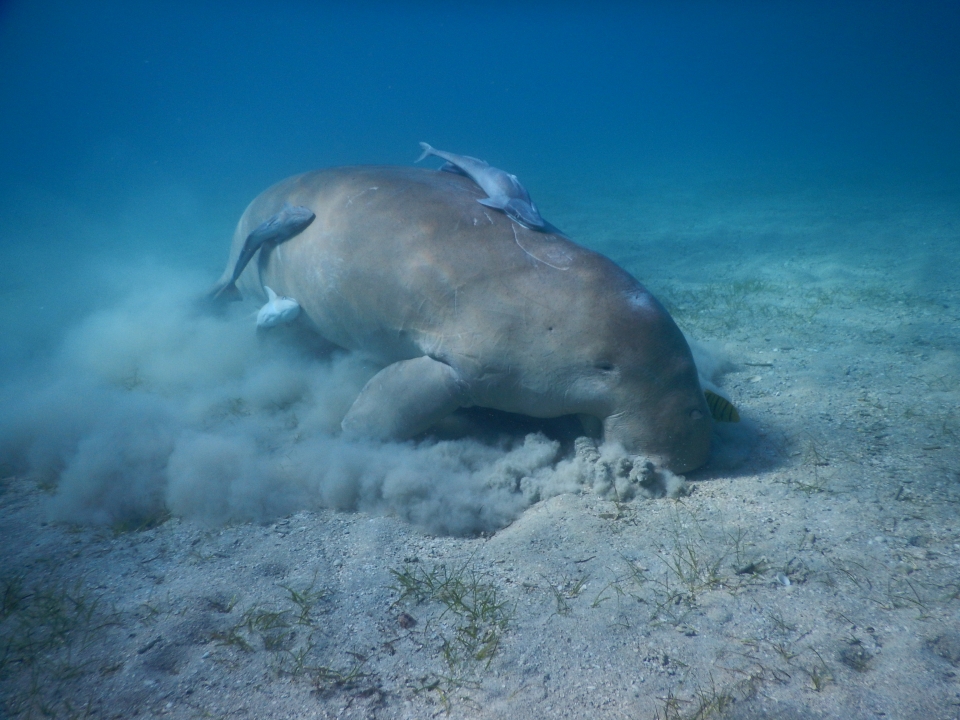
[
  {"left": 690, "top": 409, "right": 704, "bottom": 420},
  {"left": 594, "top": 361, "right": 615, "bottom": 372}
]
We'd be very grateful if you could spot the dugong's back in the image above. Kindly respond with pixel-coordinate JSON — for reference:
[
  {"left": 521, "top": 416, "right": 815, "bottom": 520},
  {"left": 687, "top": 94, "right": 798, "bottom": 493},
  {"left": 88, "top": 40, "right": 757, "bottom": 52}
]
[
  {"left": 236, "top": 166, "right": 631, "bottom": 366},
  {"left": 226, "top": 165, "right": 712, "bottom": 472}
]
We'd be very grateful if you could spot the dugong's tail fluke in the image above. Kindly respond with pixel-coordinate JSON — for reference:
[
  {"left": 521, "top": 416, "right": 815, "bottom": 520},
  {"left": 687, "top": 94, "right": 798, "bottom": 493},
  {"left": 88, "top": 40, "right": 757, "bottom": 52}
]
[{"left": 416, "top": 142, "right": 435, "bottom": 163}]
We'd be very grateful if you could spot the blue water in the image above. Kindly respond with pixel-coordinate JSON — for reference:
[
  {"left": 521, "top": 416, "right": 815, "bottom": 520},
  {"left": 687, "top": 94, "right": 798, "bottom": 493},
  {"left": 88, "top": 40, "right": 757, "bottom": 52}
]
[
  {"left": 1, "top": 0, "right": 957, "bottom": 368},
  {"left": 3, "top": 1, "right": 959, "bottom": 214}
]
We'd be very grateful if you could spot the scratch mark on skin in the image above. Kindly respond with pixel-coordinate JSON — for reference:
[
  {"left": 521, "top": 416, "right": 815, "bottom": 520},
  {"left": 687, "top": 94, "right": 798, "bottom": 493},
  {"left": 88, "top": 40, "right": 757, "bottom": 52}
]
[
  {"left": 512, "top": 226, "right": 572, "bottom": 272},
  {"left": 512, "top": 225, "right": 536, "bottom": 264},
  {"left": 606, "top": 410, "right": 627, "bottom": 425},
  {"left": 430, "top": 333, "right": 447, "bottom": 356},
  {"left": 512, "top": 225, "right": 570, "bottom": 271},
  {"left": 345, "top": 186, "right": 379, "bottom": 206},
  {"left": 482, "top": 211, "right": 494, "bottom": 225}
]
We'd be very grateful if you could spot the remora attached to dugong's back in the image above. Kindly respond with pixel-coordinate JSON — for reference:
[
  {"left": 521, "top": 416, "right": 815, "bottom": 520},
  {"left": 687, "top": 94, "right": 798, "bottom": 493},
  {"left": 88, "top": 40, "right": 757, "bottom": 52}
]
[
  {"left": 218, "top": 165, "right": 712, "bottom": 473},
  {"left": 211, "top": 202, "right": 315, "bottom": 300},
  {"left": 417, "top": 142, "right": 546, "bottom": 230}
]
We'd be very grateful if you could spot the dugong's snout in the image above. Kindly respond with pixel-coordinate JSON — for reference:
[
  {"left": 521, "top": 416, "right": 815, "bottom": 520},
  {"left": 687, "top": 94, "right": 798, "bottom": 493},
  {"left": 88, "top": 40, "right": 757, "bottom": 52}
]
[{"left": 603, "top": 377, "right": 713, "bottom": 474}]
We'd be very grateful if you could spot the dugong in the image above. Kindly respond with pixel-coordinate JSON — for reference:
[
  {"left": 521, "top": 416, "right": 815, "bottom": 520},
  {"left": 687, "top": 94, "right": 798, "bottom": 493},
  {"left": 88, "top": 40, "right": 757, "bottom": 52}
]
[
  {"left": 417, "top": 142, "right": 546, "bottom": 230},
  {"left": 215, "top": 166, "right": 712, "bottom": 473}
]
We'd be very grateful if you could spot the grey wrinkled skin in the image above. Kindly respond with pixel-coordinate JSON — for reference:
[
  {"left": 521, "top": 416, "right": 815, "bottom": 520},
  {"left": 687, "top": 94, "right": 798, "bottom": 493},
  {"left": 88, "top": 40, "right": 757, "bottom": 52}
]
[
  {"left": 417, "top": 142, "right": 546, "bottom": 230},
  {"left": 218, "top": 166, "right": 711, "bottom": 473}
]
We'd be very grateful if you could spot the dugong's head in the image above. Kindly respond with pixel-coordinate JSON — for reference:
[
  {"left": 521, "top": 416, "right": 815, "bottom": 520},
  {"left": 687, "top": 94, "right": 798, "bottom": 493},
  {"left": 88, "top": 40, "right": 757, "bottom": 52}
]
[{"left": 570, "top": 283, "right": 712, "bottom": 474}]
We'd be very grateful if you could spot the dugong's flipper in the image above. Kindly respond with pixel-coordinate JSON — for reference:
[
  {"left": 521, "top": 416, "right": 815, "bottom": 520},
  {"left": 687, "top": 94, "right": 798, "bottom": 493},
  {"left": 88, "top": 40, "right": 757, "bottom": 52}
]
[
  {"left": 211, "top": 203, "right": 315, "bottom": 301},
  {"left": 341, "top": 356, "right": 468, "bottom": 441}
]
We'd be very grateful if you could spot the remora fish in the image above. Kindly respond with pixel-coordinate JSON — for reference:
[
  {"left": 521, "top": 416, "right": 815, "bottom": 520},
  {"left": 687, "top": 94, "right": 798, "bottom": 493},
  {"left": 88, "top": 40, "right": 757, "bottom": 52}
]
[
  {"left": 256, "top": 286, "right": 301, "bottom": 328},
  {"left": 212, "top": 203, "right": 315, "bottom": 300},
  {"left": 417, "top": 142, "right": 546, "bottom": 230}
]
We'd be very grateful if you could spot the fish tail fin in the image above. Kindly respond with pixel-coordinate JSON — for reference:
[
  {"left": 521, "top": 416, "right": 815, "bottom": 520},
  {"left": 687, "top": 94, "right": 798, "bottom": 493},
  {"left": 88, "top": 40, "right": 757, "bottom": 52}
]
[
  {"left": 210, "top": 281, "right": 241, "bottom": 303},
  {"left": 195, "top": 280, "right": 240, "bottom": 316},
  {"left": 416, "top": 142, "right": 434, "bottom": 163}
]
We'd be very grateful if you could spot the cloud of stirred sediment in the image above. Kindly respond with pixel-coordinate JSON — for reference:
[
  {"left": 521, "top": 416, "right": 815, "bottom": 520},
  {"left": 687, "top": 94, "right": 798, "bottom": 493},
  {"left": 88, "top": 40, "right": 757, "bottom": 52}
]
[{"left": 0, "top": 266, "right": 593, "bottom": 535}]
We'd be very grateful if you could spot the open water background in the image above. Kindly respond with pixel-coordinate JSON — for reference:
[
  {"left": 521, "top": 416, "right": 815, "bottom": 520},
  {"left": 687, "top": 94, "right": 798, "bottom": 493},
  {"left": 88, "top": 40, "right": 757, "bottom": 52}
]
[{"left": 2, "top": 2, "right": 958, "bottom": 366}]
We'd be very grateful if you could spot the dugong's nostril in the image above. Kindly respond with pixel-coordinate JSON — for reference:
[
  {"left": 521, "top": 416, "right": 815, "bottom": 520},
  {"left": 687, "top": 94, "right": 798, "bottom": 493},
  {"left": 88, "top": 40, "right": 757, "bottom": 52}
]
[{"left": 690, "top": 409, "right": 704, "bottom": 420}]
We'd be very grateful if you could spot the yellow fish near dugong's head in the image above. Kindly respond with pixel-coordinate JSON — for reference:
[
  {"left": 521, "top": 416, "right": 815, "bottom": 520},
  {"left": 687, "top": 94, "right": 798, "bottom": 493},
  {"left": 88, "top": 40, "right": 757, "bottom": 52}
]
[{"left": 704, "top": 389, "right": 740, "bottom": 423}]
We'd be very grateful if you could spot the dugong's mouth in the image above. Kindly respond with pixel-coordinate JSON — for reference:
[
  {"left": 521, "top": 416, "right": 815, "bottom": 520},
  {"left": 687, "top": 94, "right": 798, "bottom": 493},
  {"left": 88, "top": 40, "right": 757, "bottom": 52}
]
[
  {"left": 602, "top": 410, "right": 712, "bottom": 474},
  {"left": 658, "top": 441, "right": 711, "bottom": 474}
]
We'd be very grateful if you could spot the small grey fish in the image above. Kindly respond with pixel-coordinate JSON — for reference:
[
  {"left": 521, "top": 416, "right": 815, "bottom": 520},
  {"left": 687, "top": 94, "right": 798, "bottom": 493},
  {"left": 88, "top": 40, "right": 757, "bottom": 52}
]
[
  {"left": 213, "top": 203, "right": 315, "bottom": 300},
  {"left": 417, "top": 142, "right": 546, "bottom": 230}
]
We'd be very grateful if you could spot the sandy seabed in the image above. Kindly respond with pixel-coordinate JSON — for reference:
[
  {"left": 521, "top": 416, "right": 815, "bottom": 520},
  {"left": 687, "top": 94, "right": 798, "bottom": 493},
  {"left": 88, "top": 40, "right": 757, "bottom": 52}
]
[{"left": 2, "top": 175, "right": 959, "bottom": 719}]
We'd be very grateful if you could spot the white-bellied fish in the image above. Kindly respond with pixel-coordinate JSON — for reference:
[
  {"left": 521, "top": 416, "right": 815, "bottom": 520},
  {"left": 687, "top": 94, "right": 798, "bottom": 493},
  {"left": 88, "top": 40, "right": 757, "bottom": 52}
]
[
  {"left": 256, "top": 286, "right": 300, "bottom": 328},
  {"left": 416, "top": 142, "right": 546, "bottom": 230}
]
